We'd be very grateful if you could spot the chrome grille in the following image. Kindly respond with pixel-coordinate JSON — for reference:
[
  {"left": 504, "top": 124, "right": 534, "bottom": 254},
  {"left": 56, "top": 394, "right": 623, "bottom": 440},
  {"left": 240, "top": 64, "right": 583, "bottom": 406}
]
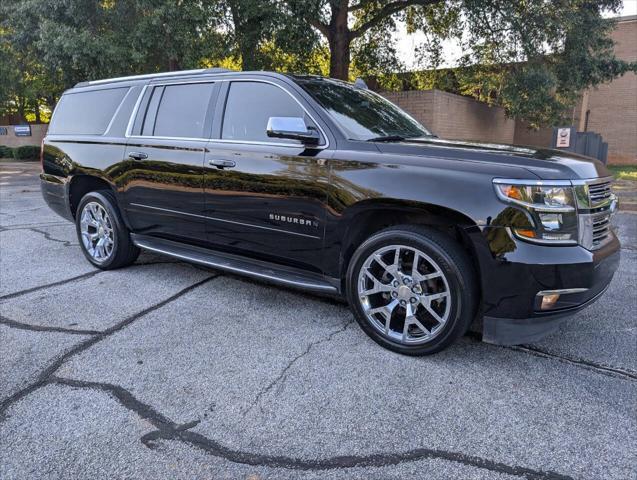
[
  {"left": 592, "top": 213, "right": 611, "bottom": 248},
  {"left": 575, "top": 177, "right": 616, "bottom": 250},
  {"left": 588, "top": 181, "right": 613, "bottom": 207}
]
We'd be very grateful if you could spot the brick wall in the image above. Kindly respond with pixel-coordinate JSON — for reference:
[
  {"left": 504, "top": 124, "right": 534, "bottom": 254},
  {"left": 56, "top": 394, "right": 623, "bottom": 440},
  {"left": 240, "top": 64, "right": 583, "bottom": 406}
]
[
  {"left": 431, "top": 90, "right": 516, "bottom": 144},
  {"left": 513, "top": 121, "right": 553, "bottom": 149},
  {"left": 381, "top": 90, "right": 437, "bottom": 133},
  {"left": 0, "top": 124, "right": 48, "bottom": 150},
  {"left": 382, "top": 89, "right": 516, "bottom": 145},
  {"left": 572, "top": 16, "right": 637, "bottom": 164}
]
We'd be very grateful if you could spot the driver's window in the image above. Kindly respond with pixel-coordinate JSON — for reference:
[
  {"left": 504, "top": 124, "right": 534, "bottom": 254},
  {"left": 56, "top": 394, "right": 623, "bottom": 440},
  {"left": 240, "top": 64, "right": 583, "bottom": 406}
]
[{"left": 222, "top": 82, "right": 312, "bottom": 143}]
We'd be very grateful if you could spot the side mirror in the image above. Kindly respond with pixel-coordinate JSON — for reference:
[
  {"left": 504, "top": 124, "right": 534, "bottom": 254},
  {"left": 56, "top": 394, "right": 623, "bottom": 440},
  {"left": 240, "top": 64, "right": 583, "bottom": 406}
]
[{"left": 266, "top": 117, "right": 321, "bottom": 146}]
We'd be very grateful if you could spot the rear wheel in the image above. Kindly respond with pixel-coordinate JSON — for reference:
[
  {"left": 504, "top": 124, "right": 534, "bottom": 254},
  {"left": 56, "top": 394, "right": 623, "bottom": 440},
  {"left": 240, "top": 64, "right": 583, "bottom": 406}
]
[
  {"left": 76, "top": 190, "right": 140, "bottom": 269},
  {"left": 346, "top": 226, "right": 478, "bottom": 355}
]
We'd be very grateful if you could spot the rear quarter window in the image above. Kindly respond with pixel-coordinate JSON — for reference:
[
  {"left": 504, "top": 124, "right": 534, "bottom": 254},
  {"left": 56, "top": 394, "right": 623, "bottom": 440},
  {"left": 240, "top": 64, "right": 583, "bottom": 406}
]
[{"left": 48, "top": 87, "right": 129, "bottom": 135}]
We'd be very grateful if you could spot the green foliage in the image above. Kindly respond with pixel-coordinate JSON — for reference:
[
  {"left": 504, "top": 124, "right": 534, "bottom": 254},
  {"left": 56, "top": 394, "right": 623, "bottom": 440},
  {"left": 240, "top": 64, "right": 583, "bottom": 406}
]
[
  {"left": 452, "top": 0, "right": 637, "bottom": 128},
  {"left": 1, "top": 0, "right": 635, "bottom": 129},
  {"left": 12, "top": 145, "right": 40, "bottom": 161},
  {"left": 607, "top": 165, "right": 637, "bottom": 181},
  {"left": 0, "top": 0, "right": 228, "bottom": 122},
  {"left": 0, "top": 145, "right": 15, "bottom": 159}
]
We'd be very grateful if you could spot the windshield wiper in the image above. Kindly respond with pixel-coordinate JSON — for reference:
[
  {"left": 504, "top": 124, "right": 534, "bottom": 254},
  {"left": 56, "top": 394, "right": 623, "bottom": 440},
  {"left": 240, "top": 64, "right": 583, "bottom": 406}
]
[{"left": 366, "top": 135, "right": 406, "bottom": 142}]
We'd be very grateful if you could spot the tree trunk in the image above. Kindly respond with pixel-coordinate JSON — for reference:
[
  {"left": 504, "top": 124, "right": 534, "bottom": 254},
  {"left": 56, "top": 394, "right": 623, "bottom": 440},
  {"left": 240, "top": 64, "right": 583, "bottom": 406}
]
[
  {"left": 327, "top": 2, "right": 351, "bottom": 80},
  {"left": 240, "top": 38, "right": 261, "bottom": 71},
  {"left": 17, "top": 96, "right": 26, "bottom": 124},
  {"left": 229, "top": 1, "right": 263, "bottom": 71},
  {"left": 329, "top": 31, "right": 350, "bottom": 80},
  {"left": 168, "top": 57, "right": 180, "bottom": 71},
  {"left": 35, "top": 101, "right": 42, "bottom": 124}
]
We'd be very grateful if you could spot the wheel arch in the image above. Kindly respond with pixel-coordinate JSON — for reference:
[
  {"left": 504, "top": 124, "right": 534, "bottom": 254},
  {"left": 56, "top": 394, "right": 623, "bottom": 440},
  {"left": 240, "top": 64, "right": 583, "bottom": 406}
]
[
  {"left": 68, "top": 175, "right": 117, "bottom": 218},
  {"left": 335, "top": 199, "right": 481, "bottom": 289}
]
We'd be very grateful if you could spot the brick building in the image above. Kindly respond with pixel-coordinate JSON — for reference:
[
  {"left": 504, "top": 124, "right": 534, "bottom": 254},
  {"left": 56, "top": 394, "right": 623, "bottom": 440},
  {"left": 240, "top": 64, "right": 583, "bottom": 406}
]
[
  {"left": 570, "top": 15, "right": 636, "bottom": 164},
  {"left": 382, "top": 89, "right": 517, "bottom": 146}
]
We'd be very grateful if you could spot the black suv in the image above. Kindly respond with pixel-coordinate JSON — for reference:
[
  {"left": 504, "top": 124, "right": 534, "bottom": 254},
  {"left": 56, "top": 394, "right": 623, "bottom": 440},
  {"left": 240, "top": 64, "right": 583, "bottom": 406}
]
[{"left": 41, "top": 69, "right": 620, "bottom": 355}]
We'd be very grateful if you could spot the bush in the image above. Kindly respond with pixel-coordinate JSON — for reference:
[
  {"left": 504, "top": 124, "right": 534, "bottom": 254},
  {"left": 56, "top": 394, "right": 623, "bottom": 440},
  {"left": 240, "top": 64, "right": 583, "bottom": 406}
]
[
  {"left": 0, "top": 145, "right": 14, "bottom": 159},
  {"left": 12, "top": 145, "right": 40, "bottom": 161}
]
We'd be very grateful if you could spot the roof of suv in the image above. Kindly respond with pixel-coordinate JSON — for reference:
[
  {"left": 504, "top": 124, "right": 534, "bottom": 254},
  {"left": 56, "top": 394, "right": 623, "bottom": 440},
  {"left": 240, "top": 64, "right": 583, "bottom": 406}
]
[{"left": 73, "top": 68, "right": 328, "bottom": 89}]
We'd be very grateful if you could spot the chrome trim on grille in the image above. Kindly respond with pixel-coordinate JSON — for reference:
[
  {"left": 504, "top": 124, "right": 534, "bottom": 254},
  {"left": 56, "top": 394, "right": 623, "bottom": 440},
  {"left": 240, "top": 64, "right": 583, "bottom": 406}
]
[
  {"left": 578, "top": 210, "right": 613, "bottom": 250},
  {"left": 572, "top": 176, "right": 615, "bottom": 211}
]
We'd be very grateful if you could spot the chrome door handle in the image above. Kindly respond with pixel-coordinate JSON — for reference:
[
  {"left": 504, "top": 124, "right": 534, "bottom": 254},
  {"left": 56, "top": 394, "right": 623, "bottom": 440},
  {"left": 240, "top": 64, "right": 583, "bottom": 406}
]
[
  {"left": 128, "top": 151, "right": 148, "bottom": 160},
  {"left": 208, "top": 159, "right": 236, "bottom": 169}
]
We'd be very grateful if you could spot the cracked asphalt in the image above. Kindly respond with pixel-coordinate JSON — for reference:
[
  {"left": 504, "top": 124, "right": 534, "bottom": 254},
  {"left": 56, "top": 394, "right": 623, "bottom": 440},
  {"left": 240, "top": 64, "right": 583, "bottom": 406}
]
[{"left": 1, "top": 161, "right": 636, "bottom": 480}]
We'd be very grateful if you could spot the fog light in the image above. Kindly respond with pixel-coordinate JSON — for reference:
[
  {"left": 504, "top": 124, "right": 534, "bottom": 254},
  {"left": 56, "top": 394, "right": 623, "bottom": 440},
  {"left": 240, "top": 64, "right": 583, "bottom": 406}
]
[{"left": 540, "top": 293, "right": 561, "bottom": 310}]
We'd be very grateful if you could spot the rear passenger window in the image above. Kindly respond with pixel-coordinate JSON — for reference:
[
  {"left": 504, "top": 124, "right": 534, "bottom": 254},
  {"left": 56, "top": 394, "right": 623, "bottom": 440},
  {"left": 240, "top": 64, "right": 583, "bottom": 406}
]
[
  {"left": 222, "top": 82, "right": 309, "bottom": 143},
  {"left": 49, "top": 87, "right": 128, "bottom": 135},
  {"left": 151, "top": 83, "right": 215, "bottom": 138}
]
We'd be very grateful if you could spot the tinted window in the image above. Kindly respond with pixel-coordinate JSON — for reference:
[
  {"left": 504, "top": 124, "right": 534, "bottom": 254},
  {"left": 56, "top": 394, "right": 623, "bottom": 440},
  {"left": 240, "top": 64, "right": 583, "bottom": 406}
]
[
  {"left": 152, "top": 83, "right": 215, "bottom": 138},
  {"left": 49, "top": 87, "right": 128, "bottom": 135},
  {"left": 222, "top": 82, "right": 311, "bottom": 143},
  {"left": 298, "top": 78, "right": 430, "bottom": 141}
]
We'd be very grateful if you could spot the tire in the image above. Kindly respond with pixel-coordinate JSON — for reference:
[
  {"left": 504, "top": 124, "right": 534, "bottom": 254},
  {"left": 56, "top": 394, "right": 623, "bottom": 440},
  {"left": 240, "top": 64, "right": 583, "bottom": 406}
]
[
  {"left": 346, "top": 225, "right": 478, "bottom": 355},
  {"left": 75, "top": 190, "right": 140, "bottom": 269}
]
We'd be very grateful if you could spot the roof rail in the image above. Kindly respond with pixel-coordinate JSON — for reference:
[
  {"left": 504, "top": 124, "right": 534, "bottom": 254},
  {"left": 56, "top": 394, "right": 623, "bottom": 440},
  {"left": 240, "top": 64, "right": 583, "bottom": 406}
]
[{"left": 74, "top": 67, "right": 234, "bottom": 88}]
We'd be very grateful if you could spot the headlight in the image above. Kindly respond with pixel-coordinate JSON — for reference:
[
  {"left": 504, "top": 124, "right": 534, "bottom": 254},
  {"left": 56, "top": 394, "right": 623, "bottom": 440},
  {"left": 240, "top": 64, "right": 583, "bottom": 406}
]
[{"left": 493, "top": 180, "right": 578, "bottom": 244}]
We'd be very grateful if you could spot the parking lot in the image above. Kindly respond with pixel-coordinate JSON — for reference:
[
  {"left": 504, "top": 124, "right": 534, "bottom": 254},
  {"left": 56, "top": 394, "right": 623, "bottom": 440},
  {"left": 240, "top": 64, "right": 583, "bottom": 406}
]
[{"left": 1, "top": 161, "right": 635, "bottom": 480}]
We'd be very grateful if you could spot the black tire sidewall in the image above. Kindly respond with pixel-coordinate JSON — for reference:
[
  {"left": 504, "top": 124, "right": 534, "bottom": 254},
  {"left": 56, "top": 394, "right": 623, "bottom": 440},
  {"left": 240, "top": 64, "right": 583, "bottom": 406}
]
[
  {"left": 346, "top": 228, "right": 474, "bottom": 355},
  {"left": 75, "top": 190, "right": 126, "bottom": 269}
]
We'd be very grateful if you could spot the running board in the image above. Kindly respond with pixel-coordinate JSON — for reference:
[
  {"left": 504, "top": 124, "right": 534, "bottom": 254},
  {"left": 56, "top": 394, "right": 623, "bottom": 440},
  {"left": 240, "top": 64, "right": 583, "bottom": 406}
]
[{"left": 131, "top": 234, "right": 339, "bottom": 294}]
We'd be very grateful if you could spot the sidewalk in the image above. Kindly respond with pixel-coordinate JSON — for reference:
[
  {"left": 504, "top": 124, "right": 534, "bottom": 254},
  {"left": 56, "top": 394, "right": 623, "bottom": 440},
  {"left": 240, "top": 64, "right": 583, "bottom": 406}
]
[{"left": 615, "top": 178, "right": 637, "bottom": 212}]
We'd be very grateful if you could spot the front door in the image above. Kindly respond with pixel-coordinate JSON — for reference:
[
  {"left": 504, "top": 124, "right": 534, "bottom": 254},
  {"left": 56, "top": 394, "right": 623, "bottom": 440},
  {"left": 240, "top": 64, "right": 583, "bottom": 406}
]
[
  {"left": 120, "top": 81, "right": 219, "bottom": 244},
  {"left": 203, "top": 80, "right": 333, "bottom": 273}
]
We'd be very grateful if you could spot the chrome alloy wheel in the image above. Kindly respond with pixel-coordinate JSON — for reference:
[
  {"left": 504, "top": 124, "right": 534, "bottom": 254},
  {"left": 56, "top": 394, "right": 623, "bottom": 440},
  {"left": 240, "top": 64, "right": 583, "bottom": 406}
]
[
  {"left": 357, "top": 245, "right": 451, "bottom": 345},
  {"left": 80, "top": 202, "right": 115, "bottom": 262}
]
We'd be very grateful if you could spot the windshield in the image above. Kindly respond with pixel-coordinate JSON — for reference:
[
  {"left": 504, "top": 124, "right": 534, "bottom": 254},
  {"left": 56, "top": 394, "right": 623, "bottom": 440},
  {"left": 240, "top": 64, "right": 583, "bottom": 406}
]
[{"left": 296, "top": 77, "right": 431, "bottom": 141}]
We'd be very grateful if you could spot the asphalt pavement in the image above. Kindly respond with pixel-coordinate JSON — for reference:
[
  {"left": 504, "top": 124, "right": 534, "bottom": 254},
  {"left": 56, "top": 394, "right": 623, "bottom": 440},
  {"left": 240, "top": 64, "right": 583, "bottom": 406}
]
[{"left": 1, "top": 161, "right": 635, "bottom": 480}]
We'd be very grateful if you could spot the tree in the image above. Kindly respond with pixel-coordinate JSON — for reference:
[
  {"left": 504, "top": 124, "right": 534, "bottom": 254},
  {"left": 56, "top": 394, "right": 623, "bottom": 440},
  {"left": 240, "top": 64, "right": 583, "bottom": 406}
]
[
  {"left": 452, "top": 0, "right": 637, "bottom": 128},
  {"left": 0, "top": 0, "right": 228, "bottom": 120},
  {"left": 281, "top": 0, "right": 636, "bottom": 128},
  {"left": 283, "top": 1, "right": 445, "bottom": 80},
  {"left": 219, "top": 0, "right": 326, "bottom": 73},
  {"left": 1, "top": 0, "right": 635, "bottom": 130},
  {"left": 222, "top": 0, "right": 276, "bottom": 70}
]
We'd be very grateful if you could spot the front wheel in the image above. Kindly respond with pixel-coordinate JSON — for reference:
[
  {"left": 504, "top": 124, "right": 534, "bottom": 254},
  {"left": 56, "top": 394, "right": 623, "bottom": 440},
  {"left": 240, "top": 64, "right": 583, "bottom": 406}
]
[
  {"left": 346, "top": 226, "right": 478, "bottom": 355},
  {"left": 75, "top": 190, "right": 140, "bottom": 269}
]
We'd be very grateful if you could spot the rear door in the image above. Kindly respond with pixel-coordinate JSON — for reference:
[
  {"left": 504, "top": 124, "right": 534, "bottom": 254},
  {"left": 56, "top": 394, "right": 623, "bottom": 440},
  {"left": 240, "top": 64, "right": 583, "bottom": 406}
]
[
  {"left": 203, "top": 79, "right": 333, "bottom": 273},
  {"left": 121, "top": 80, "right": 219, "bottom": 244}
]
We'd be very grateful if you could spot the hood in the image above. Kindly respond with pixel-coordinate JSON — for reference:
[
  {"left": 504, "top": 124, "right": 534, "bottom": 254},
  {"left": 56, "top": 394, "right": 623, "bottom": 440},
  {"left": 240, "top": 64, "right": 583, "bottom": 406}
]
[{"left": 373, "top": 136, "right": 610, "bottom": 181}]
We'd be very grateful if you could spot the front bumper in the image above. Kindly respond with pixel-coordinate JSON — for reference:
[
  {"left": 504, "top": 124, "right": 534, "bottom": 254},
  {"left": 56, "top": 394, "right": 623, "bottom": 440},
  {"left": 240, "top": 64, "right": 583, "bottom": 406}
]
[
  {"left": 468, "top": 227, "right": 620, "bottom": 345},
  {"left": 482, "top": 284, "right": 611, "bottom": 345}
]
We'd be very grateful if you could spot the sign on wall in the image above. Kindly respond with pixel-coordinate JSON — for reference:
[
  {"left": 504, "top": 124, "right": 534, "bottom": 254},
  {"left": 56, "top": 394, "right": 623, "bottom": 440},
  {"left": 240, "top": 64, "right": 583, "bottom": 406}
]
[
  {"left": 556, "top": 127, "right": 571, "bottom": 148},
  {"left": 0, "top": 127, "right": 8, "bottom": 136},
  {"left": 14, "top": 125, "right": 32, "bottom": 137}
]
